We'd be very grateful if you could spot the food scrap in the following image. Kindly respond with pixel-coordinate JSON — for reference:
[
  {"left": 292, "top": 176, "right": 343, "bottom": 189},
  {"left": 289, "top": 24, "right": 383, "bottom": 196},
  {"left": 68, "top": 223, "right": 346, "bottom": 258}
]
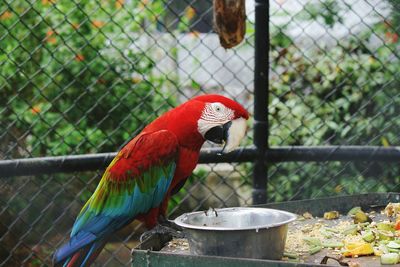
[
  {"left": 302, "top": 212, "right": 313, "bottom": 219},
  {"left": 324, "top": 211, "right": 340, "bottom": 220},
  {"left": 164, "top": 238, "right": 189, "bottom": 252},
  {"left": 342, "top": 242, "right": 374, "bottom": 257},
  {"left": 384, "top": 203, "right": 400, "bottom": 217},
  {"left": 285, "top": 203, "right": 400, "bottom": 265}
]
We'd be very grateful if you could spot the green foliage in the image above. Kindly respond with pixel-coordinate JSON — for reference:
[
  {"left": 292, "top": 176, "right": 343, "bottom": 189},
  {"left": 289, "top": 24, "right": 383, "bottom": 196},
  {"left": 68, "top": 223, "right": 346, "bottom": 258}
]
[
  {"left": 296, "top": 0, "right": 346, "bottom": 28},
  {"left": 268, "top": 4, "right": 400, "bottom": 201},
  {"left": 0, "top": 2, "right": 181, "bottom": 262},
  {"left": 0, "top": 0, "right": 177, "bottom": 157}
]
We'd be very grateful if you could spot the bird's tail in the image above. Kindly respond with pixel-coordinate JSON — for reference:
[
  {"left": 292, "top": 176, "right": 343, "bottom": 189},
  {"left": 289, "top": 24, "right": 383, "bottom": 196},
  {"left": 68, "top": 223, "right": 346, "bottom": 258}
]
[
  {"left": 53, "top": 232, "right": 105, "bottom": 267},
  {"left": 59, "top": 242, "right": 105, "bottom": 267}
]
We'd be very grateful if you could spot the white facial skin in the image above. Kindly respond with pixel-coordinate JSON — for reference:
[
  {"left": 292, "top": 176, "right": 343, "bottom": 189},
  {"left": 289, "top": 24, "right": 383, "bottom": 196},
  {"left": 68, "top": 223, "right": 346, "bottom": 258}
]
[{"left": 198, "top": 102, "right": 247, "bottom": 153}]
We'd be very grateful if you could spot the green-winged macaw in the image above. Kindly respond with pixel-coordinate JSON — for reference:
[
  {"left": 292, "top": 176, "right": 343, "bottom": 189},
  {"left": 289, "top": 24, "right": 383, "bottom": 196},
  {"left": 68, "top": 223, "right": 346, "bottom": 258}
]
[{"left": 54, "top": 94, "right": 249, "bottom": 266}]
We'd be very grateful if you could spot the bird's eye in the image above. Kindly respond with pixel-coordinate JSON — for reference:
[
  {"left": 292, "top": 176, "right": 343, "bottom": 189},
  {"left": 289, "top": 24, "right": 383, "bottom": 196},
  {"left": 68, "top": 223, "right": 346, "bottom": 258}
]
[{"left": 210, "top": 102, "right": 224, "bottom": 113}]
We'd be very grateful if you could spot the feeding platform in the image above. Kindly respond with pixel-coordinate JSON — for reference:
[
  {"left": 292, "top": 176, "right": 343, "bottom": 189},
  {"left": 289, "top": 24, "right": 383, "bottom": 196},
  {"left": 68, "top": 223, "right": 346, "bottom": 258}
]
[{"left": 132, "top": 193, "right": 400, "bottom": 267}]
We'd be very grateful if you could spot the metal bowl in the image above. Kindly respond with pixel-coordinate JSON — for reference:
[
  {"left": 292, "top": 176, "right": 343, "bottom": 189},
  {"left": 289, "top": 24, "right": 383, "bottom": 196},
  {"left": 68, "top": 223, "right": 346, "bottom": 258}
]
[{"left": 174, "top": 207, "right": 297, "bottom": 260}]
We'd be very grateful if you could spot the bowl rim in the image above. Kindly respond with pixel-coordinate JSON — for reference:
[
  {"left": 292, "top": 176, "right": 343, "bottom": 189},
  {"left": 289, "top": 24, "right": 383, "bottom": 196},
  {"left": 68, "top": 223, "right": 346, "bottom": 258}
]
[{"left": 174, "top": 207, "right": 297, "bottom": 231}]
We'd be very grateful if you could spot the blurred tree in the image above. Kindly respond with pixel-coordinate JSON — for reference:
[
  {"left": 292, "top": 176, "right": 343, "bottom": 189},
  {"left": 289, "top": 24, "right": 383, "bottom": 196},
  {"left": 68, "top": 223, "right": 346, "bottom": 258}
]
[{"left": 0, "top": 0, "right": 177, "bottom": 158}]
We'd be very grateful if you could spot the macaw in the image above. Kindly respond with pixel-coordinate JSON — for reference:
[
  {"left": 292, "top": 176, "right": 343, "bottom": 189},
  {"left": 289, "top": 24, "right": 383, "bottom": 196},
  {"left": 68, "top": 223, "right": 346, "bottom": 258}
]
[{"left": 53, "top": 94, "right": 249, "bottom": 267}]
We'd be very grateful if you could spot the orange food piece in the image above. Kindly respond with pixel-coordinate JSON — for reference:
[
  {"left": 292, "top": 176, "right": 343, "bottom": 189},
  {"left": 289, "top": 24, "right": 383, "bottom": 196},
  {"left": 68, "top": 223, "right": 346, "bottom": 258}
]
[
  {"left": 343, "top": 242, "right": 374, "bottom": 257},
  {"left": 395, "top": 220, "right": 400, "bottom": 231}
]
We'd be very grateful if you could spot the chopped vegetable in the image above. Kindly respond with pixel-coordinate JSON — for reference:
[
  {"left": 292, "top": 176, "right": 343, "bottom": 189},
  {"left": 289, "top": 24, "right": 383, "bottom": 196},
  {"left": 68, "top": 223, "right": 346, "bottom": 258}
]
[
  {"left": 374, "top": 247, "right": 384, "bottom": 256},
  {"left": 377, "top": 222, "right": 394, "bottom": 232},
  {"left": 342, "top": 242, "right": 374, "bottom": 257},
  {"left": 387, "top": 241, "right": 400, "bottom": 249},
  {"left": 309, "top": 245, "right": 322, "bottom": 255},
  {"left": 342, "top": 225, "right": 358, "bottom": 235},
  {"left": 348, "top": 207, "right": 362, "bottom": 216},
  {"left": 285, "top": 202, "right": 400, "bottom": 263},
  {"left": 320, "top": 228, "right": 333, "bottom": 238},
  {"left": 394, "top": 220, "right": 400, "bottom": 230},
  {"left": 384, "top": 203, "right": 400, "bottom": 217},
  {"left": 378, "top": 244, "right": 390, "bottom": 254},
  {"left": 362, "top": 231, "right": 375, "bottom": 242},
  {"left": 303, "top": 237, "right": 321, "bottom": 246},
  {"left": 379, "top": 240, "right": 390, "bottom": 245},
  {"left": 323, "top": 227, "right": 339, "bottom": 233},
  {"left": 283, "top": 252, "right": 299, "bottom": 259},
  {"left": 353, "top": 211, "right": 372, "bottom": 224},
  {"left": 324, "top": 211, "right": 340, "bottom": 220},
  {"left": 378, "top": 230, "right": 395, "bottom": 241},
  {"left": 357, "top": 222, "right": 371, "bottom": 228},
  {"left": 380, "top": 253, "right": 400, "bottom": 265}
]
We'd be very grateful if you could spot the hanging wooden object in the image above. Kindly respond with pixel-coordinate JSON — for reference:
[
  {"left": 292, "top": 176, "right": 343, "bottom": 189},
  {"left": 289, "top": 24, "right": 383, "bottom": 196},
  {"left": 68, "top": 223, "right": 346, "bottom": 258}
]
[{"left": 213, "top": 0, "right": 246, "bottom": 49}]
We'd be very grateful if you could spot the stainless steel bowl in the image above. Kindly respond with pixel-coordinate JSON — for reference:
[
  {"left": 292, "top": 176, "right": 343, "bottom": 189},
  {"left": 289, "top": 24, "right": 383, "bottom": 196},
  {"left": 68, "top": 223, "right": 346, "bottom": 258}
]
[{"left": 174, "top": 207, "right": 297, "bottom": 260}]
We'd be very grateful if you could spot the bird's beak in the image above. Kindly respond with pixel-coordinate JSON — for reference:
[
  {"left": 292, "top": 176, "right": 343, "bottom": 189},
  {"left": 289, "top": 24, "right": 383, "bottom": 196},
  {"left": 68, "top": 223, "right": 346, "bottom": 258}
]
[
  {"left": 204, "top": 121, "right": 231, "bottom": 145},
  {"left": 204, "top": 118, "right": 247, "bottom": 154}
]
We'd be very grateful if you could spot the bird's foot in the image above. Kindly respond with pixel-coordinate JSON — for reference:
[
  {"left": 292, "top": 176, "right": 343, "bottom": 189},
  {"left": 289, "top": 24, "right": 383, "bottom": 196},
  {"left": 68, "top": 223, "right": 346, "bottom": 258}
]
[{"left": 140, "top": 223, "right": 185, "bottom": 243}]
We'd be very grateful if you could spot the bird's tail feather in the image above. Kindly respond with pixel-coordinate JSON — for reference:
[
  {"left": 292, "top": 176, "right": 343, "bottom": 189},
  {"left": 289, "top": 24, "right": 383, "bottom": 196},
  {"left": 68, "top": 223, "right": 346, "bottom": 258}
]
[
  {"left": 56, "top": 241, "right": 106, "bottom": 267},
  {"left": 62, "top": 249, "right": 86, "bottom": 267},
  {"left": 80, "top": 241, "right": 106, "bottom": 267},
  {"left": 53, "top": 231, "right": 100, "bottom": 267}
]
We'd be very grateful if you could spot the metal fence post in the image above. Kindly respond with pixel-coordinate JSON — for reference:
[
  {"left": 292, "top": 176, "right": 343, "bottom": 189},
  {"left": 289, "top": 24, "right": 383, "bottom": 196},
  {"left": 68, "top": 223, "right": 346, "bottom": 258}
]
[{"left": 253, "top": 0, "right": 269, "bottom": 204}]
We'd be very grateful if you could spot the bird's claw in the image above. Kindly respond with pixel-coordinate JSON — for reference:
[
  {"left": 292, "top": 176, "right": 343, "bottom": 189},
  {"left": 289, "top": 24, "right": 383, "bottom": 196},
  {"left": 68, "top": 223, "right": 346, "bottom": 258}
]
[
  {"left": 140, "top": 224, "right": 185, "bottom": 243},
  {"left": 158, "top": 215, "right": 183, "bottom": 231}
]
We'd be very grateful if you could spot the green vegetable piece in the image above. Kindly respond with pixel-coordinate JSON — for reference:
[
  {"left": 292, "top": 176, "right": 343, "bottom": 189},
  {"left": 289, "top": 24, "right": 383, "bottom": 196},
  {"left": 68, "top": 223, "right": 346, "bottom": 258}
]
[
  {"left": 379, "top": 230, "right": 395, "bottom": 241},
  {"left": 320, "top": 228, "right": 333, "bottom": 238},
  {"left": 324, "top": 211, "right": 339, "bottom": 220},
  {"left": 342, "top": 225, "right": 358, "bottom": 235},
  {"left": 358, "top": 222, "right": 371, "bottom": 228},
  {"left": 348, "top": 206, "right": 362, "bottom": 216},
  {"left": 377, "top": 223, "right": 395, "bottom": 232},
  {"left": 353, "top": 211, "right": 372, "bottom": 224},
  {"left": 283, "top": 252, "right": 299, "bottom": 259},
  {"left": 362, "top": 231, "right": 375, "bottom": 242},
  {"left": 381, "top": 253, "right": 399, "bottom": 265},
  {"left": 387, "top": 241, "right": 400, "bottom": 249},
  {"left": 323, "top": 227, "right": 339, "bottom": 233},
  {"left": 309, "top": 246, "right": 322, "bottom": 255},
  {"left": 379, "top": 244, "right": 390, "bottom": 254},
  {"left": 322, "top": 241, "right": 344, "bottom": 248},
  {"left": 303, "top": 237, "right": 321, "bottom": 246}
]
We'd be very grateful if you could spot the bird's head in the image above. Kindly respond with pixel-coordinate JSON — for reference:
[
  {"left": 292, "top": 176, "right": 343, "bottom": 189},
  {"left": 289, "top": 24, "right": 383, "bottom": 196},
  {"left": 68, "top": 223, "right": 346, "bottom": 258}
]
[
  {"left": 148, "top": 94, "right": 249, "bottom": 153},
  {"left": 191, "top": 94, "right": 249, "bottom": 153}
]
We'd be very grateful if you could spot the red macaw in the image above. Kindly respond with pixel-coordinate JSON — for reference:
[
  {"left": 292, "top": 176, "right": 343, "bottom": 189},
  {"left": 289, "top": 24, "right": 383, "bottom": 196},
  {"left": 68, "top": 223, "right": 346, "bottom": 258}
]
[{"left": 53, "top": 94, "right": 249, "bottom": 266}]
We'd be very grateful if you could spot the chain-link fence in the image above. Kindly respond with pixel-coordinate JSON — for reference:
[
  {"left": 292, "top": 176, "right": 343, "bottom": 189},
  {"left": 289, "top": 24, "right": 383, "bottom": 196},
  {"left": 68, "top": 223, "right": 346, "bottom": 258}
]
[
  {"left": 0, "top": 0, "right": 399, "bottom": 266},
  {"left": 268, "top": 0, "right": 400, "bottom": 202}
]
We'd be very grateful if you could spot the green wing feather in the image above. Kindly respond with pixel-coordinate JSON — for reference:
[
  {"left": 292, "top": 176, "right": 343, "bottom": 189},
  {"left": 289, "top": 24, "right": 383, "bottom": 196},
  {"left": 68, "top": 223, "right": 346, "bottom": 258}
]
[{"left": 71, "top": 130, "right": 178, "bottom": 237}]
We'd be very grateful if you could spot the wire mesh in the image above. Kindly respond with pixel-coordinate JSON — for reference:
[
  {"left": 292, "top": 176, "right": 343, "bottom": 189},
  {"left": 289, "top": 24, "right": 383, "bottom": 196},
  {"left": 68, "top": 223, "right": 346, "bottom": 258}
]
[
  {"left": 0, "top": 0, "right": 253, "bottom": 265},
  {"left": 0, "top": 0, "right": 399, "bottom": 266},
  {"left": 268, "top": 0, "right": 400, "bottom": 202}
]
